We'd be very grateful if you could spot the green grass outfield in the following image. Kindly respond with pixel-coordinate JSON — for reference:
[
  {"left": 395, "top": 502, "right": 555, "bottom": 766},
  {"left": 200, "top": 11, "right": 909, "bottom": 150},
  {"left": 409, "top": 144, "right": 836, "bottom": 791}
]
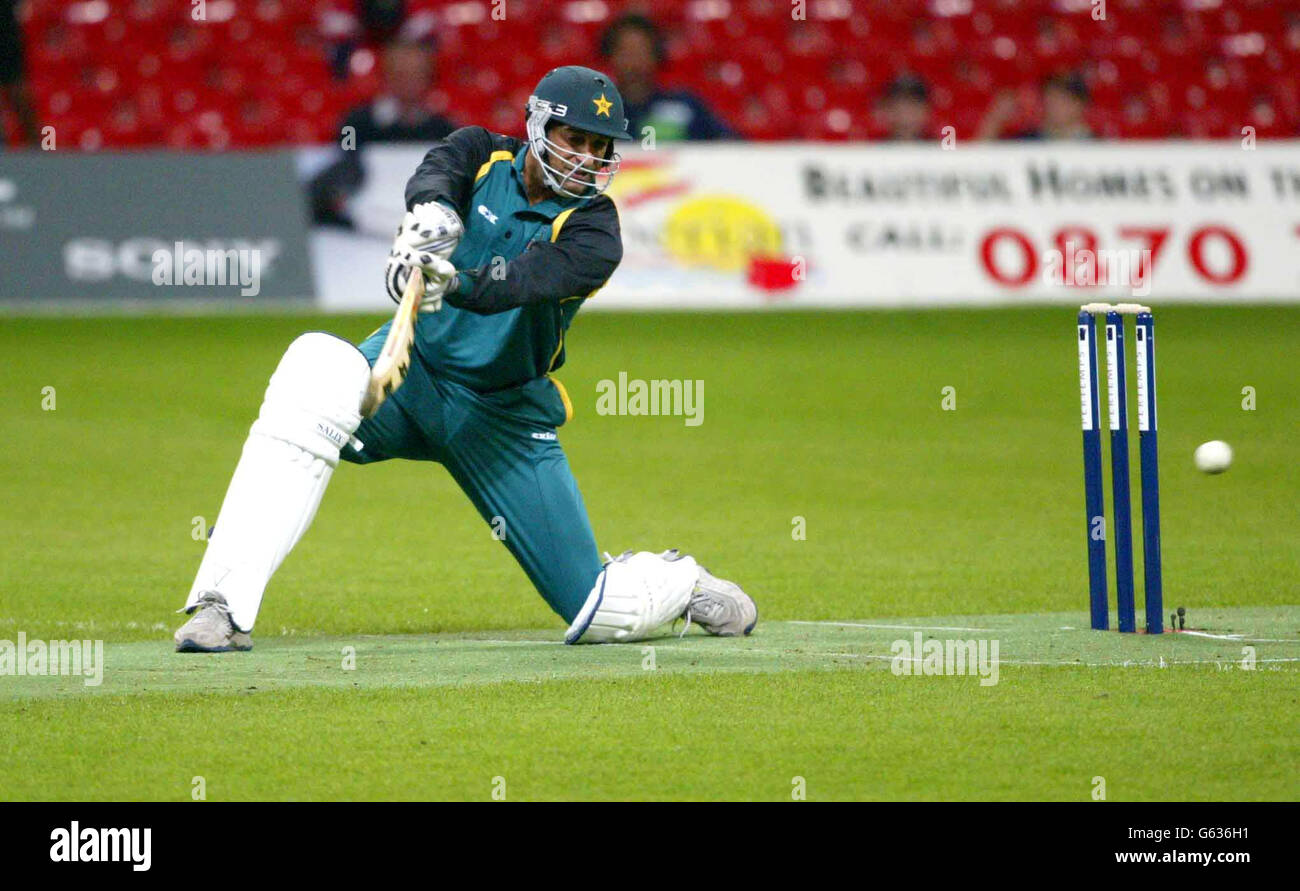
[{"left": 1, "top": 305, "right": 1297, "bottom": 800}]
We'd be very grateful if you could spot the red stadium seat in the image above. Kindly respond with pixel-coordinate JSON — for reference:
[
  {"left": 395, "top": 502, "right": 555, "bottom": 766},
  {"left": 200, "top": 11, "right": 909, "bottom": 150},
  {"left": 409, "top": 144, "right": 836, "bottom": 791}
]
[{"left": 11, "top": 0, "right": 1300, "bottom": 147}]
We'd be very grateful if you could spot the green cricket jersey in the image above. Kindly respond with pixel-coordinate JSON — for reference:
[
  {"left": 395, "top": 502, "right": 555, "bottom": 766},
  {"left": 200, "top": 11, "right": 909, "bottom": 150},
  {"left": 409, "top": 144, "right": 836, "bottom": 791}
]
[{"left": 402, "top": 126, "right": 623, "bottom": 398}]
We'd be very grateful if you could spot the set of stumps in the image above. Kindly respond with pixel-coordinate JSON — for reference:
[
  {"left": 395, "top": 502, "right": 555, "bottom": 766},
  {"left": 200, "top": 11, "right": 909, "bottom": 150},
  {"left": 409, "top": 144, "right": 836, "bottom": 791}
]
[{"left": 1077, "top": 303, "right": 1163, "bottom": 633}]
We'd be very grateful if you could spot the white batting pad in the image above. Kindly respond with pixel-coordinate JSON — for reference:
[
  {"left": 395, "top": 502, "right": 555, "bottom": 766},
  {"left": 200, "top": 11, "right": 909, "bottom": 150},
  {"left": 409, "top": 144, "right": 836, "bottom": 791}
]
[
  {"left": 565, "top": 551, "right": 701, "bottom": 644},
  {"left": 184, "top": 333, "right": 370, "bottom": 631}
]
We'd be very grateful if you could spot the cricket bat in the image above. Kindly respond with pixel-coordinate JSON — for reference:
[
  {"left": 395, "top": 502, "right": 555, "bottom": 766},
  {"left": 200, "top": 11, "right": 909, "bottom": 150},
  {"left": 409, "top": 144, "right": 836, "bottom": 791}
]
[{"left": 360, "top": 267, "right": 424, "bottom": 418}]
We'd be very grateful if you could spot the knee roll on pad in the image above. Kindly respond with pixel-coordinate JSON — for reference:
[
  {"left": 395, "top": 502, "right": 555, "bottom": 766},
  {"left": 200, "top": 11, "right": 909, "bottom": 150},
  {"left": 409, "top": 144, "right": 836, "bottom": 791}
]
[
  {"left": 249, "top": 332, "right": 372, "bottom": 464},
  {"left": 565, "top": 551, "right": 701, "bottom": 644}
]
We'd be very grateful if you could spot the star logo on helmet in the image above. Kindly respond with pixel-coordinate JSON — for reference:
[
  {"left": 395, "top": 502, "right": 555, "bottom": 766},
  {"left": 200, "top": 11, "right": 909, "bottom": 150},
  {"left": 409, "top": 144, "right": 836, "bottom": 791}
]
[{"left": 592, "top": 93, "right": 613, "bottom": 117}]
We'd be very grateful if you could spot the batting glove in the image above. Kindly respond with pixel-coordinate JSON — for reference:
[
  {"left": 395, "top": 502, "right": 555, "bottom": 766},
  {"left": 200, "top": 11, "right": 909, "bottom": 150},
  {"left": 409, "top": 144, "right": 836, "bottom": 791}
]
[
  {"left": 395, "top": 201, "right": 462, "bottom": 258},
  {"left": 385, "top": 252, "right": 456, "bottom": 313},
  {"left": 393, "top": 202, "right": 462, "bottom": 273},
  {"left": 384, "top": 200, "right": 463, "bottom": 307}
]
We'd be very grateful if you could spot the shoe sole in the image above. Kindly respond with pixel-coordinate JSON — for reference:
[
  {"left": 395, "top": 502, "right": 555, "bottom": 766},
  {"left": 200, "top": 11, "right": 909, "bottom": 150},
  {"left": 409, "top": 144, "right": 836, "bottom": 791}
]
[{"left": 175, "top": 638, "right": 252, "bottom": 653}]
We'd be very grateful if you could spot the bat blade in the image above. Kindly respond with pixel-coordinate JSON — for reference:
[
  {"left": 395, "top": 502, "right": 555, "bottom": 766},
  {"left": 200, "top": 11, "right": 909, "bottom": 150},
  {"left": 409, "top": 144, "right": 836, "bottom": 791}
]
[{"left": 360, "top": 267, "right": 424, "bottom": 418}]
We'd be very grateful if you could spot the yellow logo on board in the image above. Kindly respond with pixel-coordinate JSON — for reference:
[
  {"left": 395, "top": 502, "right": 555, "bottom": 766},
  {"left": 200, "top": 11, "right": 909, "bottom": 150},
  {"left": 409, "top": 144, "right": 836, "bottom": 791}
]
[{"left": 663, "top": 195, "right": 783, "bottom": 273}]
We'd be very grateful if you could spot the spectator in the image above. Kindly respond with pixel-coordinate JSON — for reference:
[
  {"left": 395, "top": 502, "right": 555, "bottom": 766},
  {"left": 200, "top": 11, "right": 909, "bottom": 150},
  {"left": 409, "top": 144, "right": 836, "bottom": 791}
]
[
  {"left": 877, "top": 75, "right": 933, "bottom": 141},
  {"left": 309, "top": 39, "right": 455, "bottom": 227},
  {"left": 979, "top": 73, "right": 1093, "bottom": 140},
  {"left": 600, "top": 13, "right": 734, "bottom": 141},
  {"left": 0, "top": 0, "right": 40, "bottom": 146},
  {"left": 320, "top": 0, "right": 437, "bottom": 78}
]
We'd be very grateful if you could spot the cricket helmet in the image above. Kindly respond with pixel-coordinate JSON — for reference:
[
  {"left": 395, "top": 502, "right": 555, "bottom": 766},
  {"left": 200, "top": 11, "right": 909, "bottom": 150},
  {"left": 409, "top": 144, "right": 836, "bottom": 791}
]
[{"left": 524, "top": 65, "right": 631, "bottom": 199}]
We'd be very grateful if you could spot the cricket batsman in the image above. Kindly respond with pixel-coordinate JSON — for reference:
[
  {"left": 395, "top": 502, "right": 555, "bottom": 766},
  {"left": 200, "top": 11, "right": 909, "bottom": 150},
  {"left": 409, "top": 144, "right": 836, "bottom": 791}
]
[{"left": 174, "top": 66, "right": 757, "bottom": 652}]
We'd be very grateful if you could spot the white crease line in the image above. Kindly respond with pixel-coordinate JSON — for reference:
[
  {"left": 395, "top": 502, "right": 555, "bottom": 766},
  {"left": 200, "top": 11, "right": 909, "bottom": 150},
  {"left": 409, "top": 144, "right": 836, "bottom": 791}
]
[
  {"left": 353, "top": 638, "right": 562, "bottom": 648},
  {"left": 788, "top": 621, "right": 1005, "bottom": 632},
  {"left": 790, "top": 621, "right": 1299, "bottom": 643},
  {"left": 651, "top": 644, "right": 1300, "bottom": 668},
  {"left": 821, "top": 652, "right": 1300, "bottom": 667},
  {"left": 1178, "top": 631, "right": 1300, "bottom": 643}
]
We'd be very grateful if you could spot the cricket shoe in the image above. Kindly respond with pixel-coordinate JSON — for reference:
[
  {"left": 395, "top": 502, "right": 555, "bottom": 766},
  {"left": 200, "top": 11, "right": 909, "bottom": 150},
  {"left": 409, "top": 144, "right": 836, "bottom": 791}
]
[
  {"left": 662, "top": 549, "right": 758, "bottom": 637},
  {"left": 174, "top": 592, "right": 253, "bottom": 653}
]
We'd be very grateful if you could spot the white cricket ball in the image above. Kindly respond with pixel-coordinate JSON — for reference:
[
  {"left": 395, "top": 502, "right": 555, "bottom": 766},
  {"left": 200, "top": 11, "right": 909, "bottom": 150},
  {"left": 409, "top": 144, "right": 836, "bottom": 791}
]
[{"left": 1194, "top": 440, "right": 1233, "bottom": 474}]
